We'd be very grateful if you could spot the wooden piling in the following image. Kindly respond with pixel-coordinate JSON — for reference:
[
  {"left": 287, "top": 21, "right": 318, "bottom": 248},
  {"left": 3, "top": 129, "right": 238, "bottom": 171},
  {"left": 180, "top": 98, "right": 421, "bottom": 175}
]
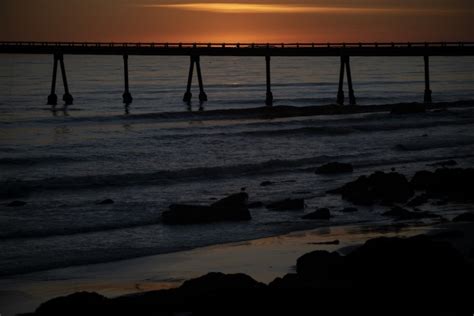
[
  {"left": 265, "top": 55, "right": 273, "bottom": 106},
  {"left": 47, "top": 54, "right": 59, "bottom": 106},
  {"left": 58, "top": 54, "right": 73, "bottom": 106},
  {"left": 122, "top": 55, "right": 133, "bottom": 105},
  {"left": 424, "top": 55, "right": 432, "bottom": 104}
]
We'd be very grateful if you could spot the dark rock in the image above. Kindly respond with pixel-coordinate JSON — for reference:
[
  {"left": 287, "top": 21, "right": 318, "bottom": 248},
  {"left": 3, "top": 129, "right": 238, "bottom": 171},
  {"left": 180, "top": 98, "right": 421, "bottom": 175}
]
[
  {"left": 328, "top": 171, "right": 414, "bottom": 205},
  {"left": 162, "top": 192, "right": 251, "bottom": 224},
  {"left": 266, "top": 198, "right": 305, "bottom": 211},
  {"left": 7, "top": 200, "right": 27, "bottom": 207},
  {"left": 452, "top": 212, "right": 474, "bottom": 222},
  {"left": 268, "top": 273, "right": 303, "bottom": 289},
  {"left": 296, "top": 250, "right": 343, "bottom": 276},
  {"left": 341, "top": 207, "right": 358, "bottom": 213},
  {"left": 302, "top": 208, "right": 331, "bottom": 220},
  {"left": 295, "top": 251, "right": 349, "bottom": 288},
  {"left": 411, "top": 168, "right": 474, "bottom": 202},
  {"left": 411, "top": 170, "right": 434, "bottom": 189},
  {"left": 427, "top": 160, "right": 457, "bottom": 167},
  {"left": 96, "top": 199, "right": 114, "bottom": 205},
  {"left": 406, "top": 194, "right": 429, "bottom": 207},
  {"left": 260, "top": 181, "right": 274, "bottom": 187},
  {"left": 382, "top": 206, "right": 439, "bottom": 220},
  {"left": 391, "top": 103, "right": 426, "bottom": 114},
  {"left": 210, "top": 192, "right": 248, "bottom": 209},
  {"left": 315, "top": 162, "right": 353, "bottom": 174},
  {"left": 345, "top": 236, "right": 471, "bottom": 289},
  {"left": 180, "top": 272, "right": 265, "bottom": 293},
  {"left": 35, "top": 292, "right": 109, "bottom": 315},
  {"left": 248, "top": 201, "right": 264, "bottom": 209}
]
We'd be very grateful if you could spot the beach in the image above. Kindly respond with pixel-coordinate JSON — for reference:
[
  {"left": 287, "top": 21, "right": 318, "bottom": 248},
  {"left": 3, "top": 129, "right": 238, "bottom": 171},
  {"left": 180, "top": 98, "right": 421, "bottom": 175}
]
[
  {"left": 1, "top": 219, "right": 466, "bottom": 315},
  {"left": 1, "top": 54, "right": 474, "bottom": 314}
]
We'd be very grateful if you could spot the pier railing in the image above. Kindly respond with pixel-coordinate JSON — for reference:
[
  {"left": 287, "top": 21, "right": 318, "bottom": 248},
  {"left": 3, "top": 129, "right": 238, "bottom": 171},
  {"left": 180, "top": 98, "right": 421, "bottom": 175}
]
[
  {"left": 1, "top": 41, "right": 474, "bottom": 49},
  {"left": 1, "top": 41, "right": 473, "bottom": 108}
]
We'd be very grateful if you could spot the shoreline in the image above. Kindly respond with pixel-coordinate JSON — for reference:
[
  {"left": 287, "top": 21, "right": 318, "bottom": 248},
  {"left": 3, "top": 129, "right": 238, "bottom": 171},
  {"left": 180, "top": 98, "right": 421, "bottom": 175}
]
[{"left": 0, "top": 220, "right": 454, "bottom": 316}]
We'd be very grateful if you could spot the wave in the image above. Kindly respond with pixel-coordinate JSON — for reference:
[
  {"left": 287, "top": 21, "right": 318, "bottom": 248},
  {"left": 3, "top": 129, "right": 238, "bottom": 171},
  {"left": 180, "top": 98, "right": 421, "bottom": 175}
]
[
  {"left": 0, "top": 156, "right": 83, "bottom": 166},
  {"left": 0, "top": 218, "right": 163, "bottom": 240},
  {"left": 0, "top": 154, "right": 359, "bottom": 194},
  {"left": 152, "top": 116, "right": 474, "bottom": 140}
]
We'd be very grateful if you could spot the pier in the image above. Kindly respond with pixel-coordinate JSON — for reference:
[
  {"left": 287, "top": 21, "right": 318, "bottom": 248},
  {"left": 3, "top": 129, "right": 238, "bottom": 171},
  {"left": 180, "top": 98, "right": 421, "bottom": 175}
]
[{"left": 1, "top": 41, "right": 473, "bottom": 107}]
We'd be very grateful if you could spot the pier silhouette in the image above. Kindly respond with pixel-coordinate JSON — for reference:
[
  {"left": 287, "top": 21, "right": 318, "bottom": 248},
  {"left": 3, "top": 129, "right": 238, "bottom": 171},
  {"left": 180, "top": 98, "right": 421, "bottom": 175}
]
[{"left": 1, "top": 41, "right": 473, "bottom": 107}]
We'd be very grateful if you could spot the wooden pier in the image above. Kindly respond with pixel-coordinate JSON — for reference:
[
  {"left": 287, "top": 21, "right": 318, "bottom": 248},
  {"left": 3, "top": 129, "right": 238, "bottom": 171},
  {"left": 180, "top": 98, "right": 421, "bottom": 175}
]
[{"left": 1, "top": 41, "right": 473, "bottom": 107}]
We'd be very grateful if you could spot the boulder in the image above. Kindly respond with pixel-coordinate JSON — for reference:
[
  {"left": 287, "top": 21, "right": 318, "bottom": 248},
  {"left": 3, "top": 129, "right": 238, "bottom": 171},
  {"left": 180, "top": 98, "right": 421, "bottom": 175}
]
[
  {"left": 35, "top": 292, "right": 109, "bottom": 315},
  {"left": 180, "top": 272, "right": 265, "bottom": 293},
  {"left": 345, "top": 236, "right": 471, "bottom": 289},
  {"left": 302, "top": 208, "right": 331, "bottom": 220},
  {"left": 329, "top": 171, "right": 414, "bottom": 205},
  {"left": 315, "top": 162, "right": 353, "bottom": 174},
  {"left": 266, "top": 198, "right": 305, "bottom": 211},
  {"left": 411, "top": 168, "right": 474, "bottom": 202},
  {"left": 162, "top": 192, "right": 251, "bottom": 224}
]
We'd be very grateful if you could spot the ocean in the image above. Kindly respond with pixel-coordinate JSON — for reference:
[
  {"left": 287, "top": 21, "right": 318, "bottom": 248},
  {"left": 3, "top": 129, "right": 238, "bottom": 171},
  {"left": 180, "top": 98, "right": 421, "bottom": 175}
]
[{"left": 1, "top": 54, "right": 474, "bottom": 276}]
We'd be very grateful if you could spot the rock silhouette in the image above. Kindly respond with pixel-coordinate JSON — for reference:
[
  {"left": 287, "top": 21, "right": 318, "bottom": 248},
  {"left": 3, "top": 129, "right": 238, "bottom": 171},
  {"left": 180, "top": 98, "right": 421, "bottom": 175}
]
[
  {"left": 302, "top": 208, "right": 331, "bottom": 220},
  {"left": 30, "top": 235, "right": 473, "bottom": 314},
  {"left": 328, "top": 171, "right": 414, "bottom": 205},
  {"left": 162, "top": 192, "right": 251, "bottom": 224}
]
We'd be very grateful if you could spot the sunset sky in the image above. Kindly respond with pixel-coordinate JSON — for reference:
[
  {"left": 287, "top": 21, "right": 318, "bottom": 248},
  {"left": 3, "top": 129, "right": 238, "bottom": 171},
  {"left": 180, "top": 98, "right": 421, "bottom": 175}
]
[{"left": 2, "top": 0, "right": 473, "bottom": 42}]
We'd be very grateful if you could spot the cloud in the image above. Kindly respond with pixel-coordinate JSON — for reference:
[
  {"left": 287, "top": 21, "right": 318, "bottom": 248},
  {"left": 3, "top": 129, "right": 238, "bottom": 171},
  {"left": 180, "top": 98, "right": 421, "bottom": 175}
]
[{"left": 139, "top": 3, "right": 452, "bottom": 14}]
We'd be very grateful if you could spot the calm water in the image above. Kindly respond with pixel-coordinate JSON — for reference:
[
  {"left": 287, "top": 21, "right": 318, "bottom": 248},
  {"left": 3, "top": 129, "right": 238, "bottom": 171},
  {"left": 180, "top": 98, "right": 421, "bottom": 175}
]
[{"left": 0, "top": 54, "right": 473, "bottom": 276}]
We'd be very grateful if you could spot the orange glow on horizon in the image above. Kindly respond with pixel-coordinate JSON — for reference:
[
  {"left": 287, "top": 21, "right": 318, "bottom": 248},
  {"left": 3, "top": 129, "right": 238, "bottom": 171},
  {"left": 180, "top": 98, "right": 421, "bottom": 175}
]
[{"left": 144, "top": 3, "right": 413, "bottom": 14}]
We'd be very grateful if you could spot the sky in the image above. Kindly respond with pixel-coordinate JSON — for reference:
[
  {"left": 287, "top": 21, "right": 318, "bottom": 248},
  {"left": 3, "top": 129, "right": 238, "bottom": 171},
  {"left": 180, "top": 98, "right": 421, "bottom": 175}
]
[{"left": 1, "top": 0, "right": 473, "bottom": 42}]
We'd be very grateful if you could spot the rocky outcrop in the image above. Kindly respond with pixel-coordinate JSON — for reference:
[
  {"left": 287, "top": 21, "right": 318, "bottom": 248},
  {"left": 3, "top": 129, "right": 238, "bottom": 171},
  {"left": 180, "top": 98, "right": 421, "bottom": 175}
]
[
  {"left": 411, "top": 168, "right": 474, "bottom": 202},
  {"left": 30, "top": 235, "right": 474, "bottom": 314},
  {"left": 328, "top": 171, "right": 414, "bottom": 205},
  {"left": 162, "top": 192, "right": 251, "bottom": 224}
]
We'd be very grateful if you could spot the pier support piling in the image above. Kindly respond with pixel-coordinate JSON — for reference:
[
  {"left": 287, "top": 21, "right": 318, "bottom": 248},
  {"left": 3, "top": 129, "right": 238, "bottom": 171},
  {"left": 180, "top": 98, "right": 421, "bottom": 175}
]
[
  {"left": 337, "top": 56, "right": 345, "bottom": 105},
  {"left": 336, "top": 55, "right": 357, "bottom": 105},
  {"left": 195, "top": 55, "right": 208, "bottom": 103},
  {"left": 183, "top": 56, "right": 195, "bottom": 103},
  {"left": 345, "top": 56, "right": 356, "bottom": 105},
  {"left": 424, "top": 55, "right": 432, "bottom": 104},
  {"left": 122, "top": 55, "right": 133, "bottom": 105},
  {"left": 47, "top": 54, "right": 59, "bottom": 106},
  {"left": 58, "top": 54, "right": 73, "bottom": 106},
  {"left": 265, "top": 55, "right": 273, "bottom": 106}
]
